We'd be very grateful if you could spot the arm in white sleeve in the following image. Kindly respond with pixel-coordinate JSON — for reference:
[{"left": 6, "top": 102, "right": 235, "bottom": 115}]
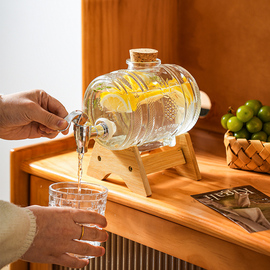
[{"left": 0, "top": 200, "right": 36, "bottom": 268}]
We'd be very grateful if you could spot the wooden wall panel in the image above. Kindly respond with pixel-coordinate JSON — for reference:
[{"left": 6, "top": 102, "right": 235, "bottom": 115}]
[
  {"left": 179, "top": 0, "right": 270, "bottom": 133},
  {"left": 82, "top": 0, "right": 270, "bottom": 134},
  {"left": 81, "top": 0, "right": 181, "bottom": 91}
]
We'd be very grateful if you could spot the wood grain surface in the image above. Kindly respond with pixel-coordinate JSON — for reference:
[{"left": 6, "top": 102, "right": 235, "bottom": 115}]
[{"left": 16, "top": 129, "right": 270, "bottom": 263}]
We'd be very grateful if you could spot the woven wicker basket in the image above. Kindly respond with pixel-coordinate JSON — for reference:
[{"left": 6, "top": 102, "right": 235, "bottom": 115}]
[{"left": 224, "top": 131, "right": 270, "bottom": 174}]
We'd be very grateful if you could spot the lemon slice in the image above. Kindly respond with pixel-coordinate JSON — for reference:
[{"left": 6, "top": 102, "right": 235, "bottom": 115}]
[
  {"left": 100, "top": 93, "right": 132, "bottom": 112},
  {"left": 181, "top": 81, "right": 194, "bottom": 103},
  {"left": 168, "top": 90, "right": 186, "bottom": 107},
  {"left": 99, "top": 79, "right": 193, "bottom": 113},
  {"left": 123, "top": 73, "right": 144, "bottom": 92},
  {"left": 138, "top": 90, "right": 164, "bottom": 105}
]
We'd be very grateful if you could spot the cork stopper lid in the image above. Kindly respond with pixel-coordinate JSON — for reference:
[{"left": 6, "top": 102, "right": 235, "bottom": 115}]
[{"left": 129, "top": 48, "right": 158, "bottom": 62}]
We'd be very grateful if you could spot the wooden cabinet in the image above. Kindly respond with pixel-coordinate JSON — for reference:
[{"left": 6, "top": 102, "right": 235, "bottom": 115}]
[{"left": 9, "top": 129, "right": 270, "bottom": 270}]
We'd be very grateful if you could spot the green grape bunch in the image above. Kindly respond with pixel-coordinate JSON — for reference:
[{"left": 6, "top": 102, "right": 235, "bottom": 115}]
[{"left": 221, "top": 100, "right": 270, "bottom": 142}]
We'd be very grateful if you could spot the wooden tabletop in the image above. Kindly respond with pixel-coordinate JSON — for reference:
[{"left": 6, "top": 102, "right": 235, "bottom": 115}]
[{"left": 18, "top": 128, "right": 270, "bottom": 260}]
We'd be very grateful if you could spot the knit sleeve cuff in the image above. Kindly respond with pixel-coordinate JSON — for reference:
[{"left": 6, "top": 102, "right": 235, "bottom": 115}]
[
  {"left": 19, "top": 208, "right": 37, "bottom": 257},
  {"left": 0, "top": 201, "right": 37, "bottom": 268}
]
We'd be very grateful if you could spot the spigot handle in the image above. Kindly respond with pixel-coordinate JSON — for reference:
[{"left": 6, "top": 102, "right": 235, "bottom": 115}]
[{"left": 59, "top": 110, "right": 88, "bottom": 132}]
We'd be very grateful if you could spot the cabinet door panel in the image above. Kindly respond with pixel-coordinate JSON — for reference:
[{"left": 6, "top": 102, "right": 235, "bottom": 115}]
[{"left": 30, "top": 176, "right": 53, "bottom": 206}]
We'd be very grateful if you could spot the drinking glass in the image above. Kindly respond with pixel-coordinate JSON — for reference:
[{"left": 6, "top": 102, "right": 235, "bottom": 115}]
[{"left": 49, "top": 181, "right": 108, "bottom": 259}]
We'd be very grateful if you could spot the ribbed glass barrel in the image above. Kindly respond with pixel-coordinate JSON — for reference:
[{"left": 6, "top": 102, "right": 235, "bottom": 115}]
[{"left": 83, "top": 56, "right": 201, "bottom": 151}]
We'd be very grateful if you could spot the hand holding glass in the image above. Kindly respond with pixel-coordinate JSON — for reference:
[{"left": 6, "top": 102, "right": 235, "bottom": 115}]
[{"left": 49, "top": 182, "right": 108, "bottom": 259}]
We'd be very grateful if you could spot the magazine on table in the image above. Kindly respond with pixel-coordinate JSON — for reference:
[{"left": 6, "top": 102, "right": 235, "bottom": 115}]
[{"left": 191, "top": 185, "right": 270, "bottom": 233}]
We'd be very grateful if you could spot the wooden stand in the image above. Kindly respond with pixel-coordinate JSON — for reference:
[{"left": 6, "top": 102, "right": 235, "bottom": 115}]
[{"left": 87, "top": 133, "right": 201, "bottom": 196}]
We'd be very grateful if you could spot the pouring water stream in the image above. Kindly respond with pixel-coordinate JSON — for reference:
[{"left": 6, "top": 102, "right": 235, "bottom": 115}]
[{"left": 60, "top": 111, "right": 113, "bottom": 193}]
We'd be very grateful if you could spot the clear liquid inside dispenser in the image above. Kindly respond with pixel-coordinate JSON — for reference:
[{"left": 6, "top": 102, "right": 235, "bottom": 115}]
[{"left": 83, "top": 50, "right": 201, "bottom": 151}]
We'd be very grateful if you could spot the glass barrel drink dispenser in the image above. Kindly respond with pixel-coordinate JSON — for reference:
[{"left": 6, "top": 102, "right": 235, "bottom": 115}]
[
  {"left": 67, "top": 49, "right": 202, "bottom": 196},
  {"left": 82, "top": 49, "right": 201, "bottom": 152}
]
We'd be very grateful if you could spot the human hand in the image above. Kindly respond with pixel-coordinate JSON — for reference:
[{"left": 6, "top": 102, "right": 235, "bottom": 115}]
[
  {"left": 0, "top": 89, "right": 69, "bottom": 140},
  {"left": 22, "top": 205, "right": 108, "bottom": 268}
]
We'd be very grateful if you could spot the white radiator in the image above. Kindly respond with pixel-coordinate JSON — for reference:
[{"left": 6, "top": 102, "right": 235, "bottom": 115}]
[{"left": 53, "top": 232, "right": 205, "bottom": 270}]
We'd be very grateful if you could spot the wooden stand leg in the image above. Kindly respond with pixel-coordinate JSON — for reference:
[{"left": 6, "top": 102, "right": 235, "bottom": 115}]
[
  {"left": 174, "top": 133, "right": 201, "bottom": 180},
  {"left": 87, "top": 142, "right": 152, "bottom": 196}
]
